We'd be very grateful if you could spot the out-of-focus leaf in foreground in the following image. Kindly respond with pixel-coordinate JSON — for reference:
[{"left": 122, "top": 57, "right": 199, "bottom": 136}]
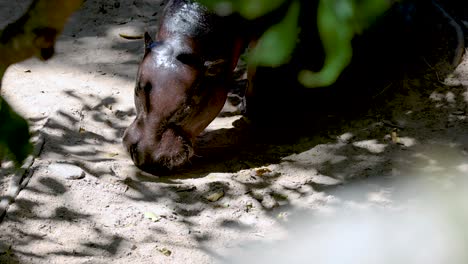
[
  {"left": 0, "top": 97, "right": 32, "bottom": 165},
  {"left": 299, "top": 0, "right": 390, "bottom": 88},
  {"left": 196, "top": 0, "right": 287, "bottom": 19},
  {"left": 249, "top": 0, "right": 300, "bottom": 67}
]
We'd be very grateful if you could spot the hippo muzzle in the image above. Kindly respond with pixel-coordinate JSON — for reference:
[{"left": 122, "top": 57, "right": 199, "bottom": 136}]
[{"left": 124, "top": 122, "right": 195, "bottom": 172}]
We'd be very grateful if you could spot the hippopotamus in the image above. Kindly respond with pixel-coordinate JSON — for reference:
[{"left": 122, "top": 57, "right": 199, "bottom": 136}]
[
  {"left": 123, "top": 0, "right": 466, "bottom": 174},
  {"left": 122, "top": 0, "right": 247, "bottom": 173}
]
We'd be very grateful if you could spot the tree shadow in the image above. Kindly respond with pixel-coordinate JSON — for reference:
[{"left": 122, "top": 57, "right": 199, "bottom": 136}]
[
  {"left": 2, "top": 0, "right": 468, "bottom": 263},
  {"left": 4, "top": 68, "right": 465, "bottom": 262}
]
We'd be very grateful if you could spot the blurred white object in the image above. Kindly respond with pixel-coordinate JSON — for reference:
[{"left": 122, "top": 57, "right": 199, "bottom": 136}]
[{"left": 225, "top": 177, "right": 468, "bottom": 264}]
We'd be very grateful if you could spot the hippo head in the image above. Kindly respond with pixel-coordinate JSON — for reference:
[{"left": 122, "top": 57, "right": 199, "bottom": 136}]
[{"left": 123, "top": 33, "right": 232, "bottom": 173}]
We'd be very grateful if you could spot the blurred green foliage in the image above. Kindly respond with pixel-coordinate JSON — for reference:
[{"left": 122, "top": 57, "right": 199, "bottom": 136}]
[
  {"left": 197, "top": 0, "right": 391, "bottom": 87},
  {"left": 201, "top": 0, "right": 287, "bottom": 19},
  {"left": 0, "top": 96, "right": 32, "bottom": 165},
  {"left": 249, "top": 0, "right": 300, "bottom": 67},
  {"left": 0, "top": 0, "right": 82, "bottom": 169}
]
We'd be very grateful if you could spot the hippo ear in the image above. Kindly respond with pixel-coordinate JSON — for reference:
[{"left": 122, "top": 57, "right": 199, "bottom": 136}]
[
  {"left": 204, "top": 59, "right": 226, "bottom": 77},
  {"left": 144, "top": 32, "right": 154, "bottom": 54}
]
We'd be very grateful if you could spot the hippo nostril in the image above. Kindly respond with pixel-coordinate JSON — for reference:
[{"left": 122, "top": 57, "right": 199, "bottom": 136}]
[
  {"left": 143, "top": 83, "right": 152, "bottom": 93},
  {"left": 129, "top": 143, "right": 139, "bottom": 163}
]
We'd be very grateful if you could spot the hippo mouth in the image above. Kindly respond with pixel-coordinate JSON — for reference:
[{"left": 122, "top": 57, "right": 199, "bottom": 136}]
[
  {"left": 153, "top": 127, "right": 194, "bottom": 170},
  {"left": 127, "top": 126, "right": 195, "bottom": 173}
]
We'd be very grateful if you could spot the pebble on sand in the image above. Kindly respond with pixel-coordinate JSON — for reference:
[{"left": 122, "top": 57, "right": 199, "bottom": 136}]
[{"left": 48, "top": 162, "right": 86, "bottom": 180}]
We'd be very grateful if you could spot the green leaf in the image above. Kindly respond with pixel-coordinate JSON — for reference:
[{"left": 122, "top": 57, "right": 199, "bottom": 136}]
[
  {"left": 299, "top": 0, "right": 389, "bottom": 88},
  {"left": 198, "top": 0, "right": 390, "bottom": 88},
  {"left": 249, "top": 0, "right": 300, "bottom": 67},
  {"left": 0, "top": 97, "right": 32, "bottom": 165},
  {"left": 205, "top": 189, "right": 224, "bottom": 202},
  {"left": 157, "top": 247, "right": 172, "bottom": 256},
  {"left": 236, "top": 0, "right": 286, "bottom": 19},
  {"left": 144, "top": 212, "right": 162, "bottom": 222},
  {"left": 355, "top": 0, "right": 392, "bottom": 33},
  {"left": 196, "top": 0, "right": 287, "bottom": 19}
]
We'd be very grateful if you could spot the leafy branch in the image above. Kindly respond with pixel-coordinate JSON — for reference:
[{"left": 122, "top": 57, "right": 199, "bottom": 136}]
[
  {"left": 197, "top": 0, "right": 391, "bottom": 87},
  {"left": 0, "top": 0, "right": 83, "bottom": 165}
]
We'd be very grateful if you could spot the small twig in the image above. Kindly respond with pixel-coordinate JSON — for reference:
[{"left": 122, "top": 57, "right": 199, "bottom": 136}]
[
  {"left": 382, "top": 120, "right": 404, "bottom": 130},
  {"left": 421, "top": 56, "right": 434, "bottom": 69},
  {"left": 372, "top": 82, "right": 393, "bottom": 99},
  {"left": 422, "top": 56, "right": 446, "bottom": 84},
  {"left": 435, "top": 71, "right": 441, "bottom": 82}
]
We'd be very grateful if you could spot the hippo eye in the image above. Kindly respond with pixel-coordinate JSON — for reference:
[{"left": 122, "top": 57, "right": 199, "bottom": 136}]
[{"left": 176, "top": 53, "right": 202, "bottom": 67}]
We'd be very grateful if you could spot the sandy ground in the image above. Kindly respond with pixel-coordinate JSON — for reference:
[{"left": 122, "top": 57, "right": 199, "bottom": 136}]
[{"left": 1, "top": 0, "right": 468, "bottom": 263}]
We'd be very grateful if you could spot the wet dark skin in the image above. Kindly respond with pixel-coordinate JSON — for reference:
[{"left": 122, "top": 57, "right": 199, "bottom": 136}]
[{"left": 123, "top": 0, "right": 245, "bottom": 173}]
